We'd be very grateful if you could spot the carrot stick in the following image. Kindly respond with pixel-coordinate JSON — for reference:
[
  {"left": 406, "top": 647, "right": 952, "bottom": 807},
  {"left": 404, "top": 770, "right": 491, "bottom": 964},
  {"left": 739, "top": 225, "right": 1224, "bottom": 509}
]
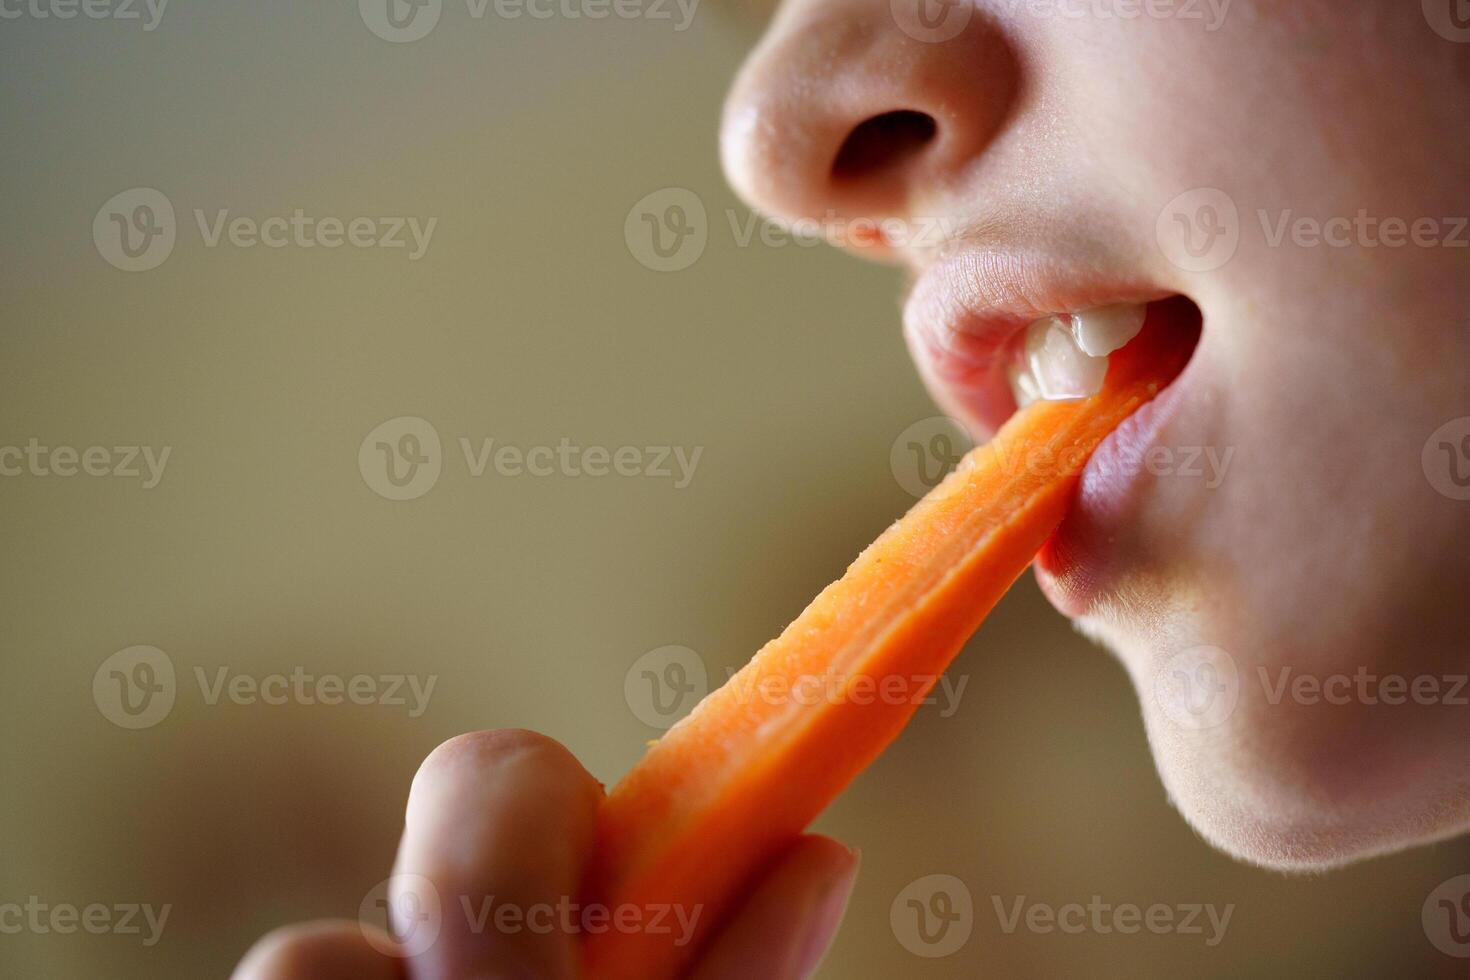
[{"left": 581, "top": 307, "right": 1198, "bottom": 979}]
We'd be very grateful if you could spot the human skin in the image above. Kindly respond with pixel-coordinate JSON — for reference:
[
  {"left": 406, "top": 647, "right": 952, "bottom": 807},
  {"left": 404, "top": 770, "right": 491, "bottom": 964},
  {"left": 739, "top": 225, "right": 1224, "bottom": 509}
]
[
  {"left": 233, "top": 730, "right": 858, "bottom": 979},
  {"left": 721, "top": 0, "right": 1470, "bottom": 869}
]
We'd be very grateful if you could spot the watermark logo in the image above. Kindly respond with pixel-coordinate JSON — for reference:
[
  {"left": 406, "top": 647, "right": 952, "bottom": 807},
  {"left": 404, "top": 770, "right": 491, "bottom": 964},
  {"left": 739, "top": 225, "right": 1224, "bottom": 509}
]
[
  {"left": 624, "top": 645, "right": 708, "bottom": 729},
  {"left": 890, "top": 415, "right": 971, "bottom": 499},
  {"left": 360, "top": 0, "right": 443, "bottom": 41},
  {"left": 622, "top": 646, "right": 967, "bottom": 725},
  {"left": 974, "top": 435, "right": 1235, "bottom": 490},
  {"left": 1424, "top": 875, "right": 1470, "bottom": 957},
  {"left": 93, "top": 647, "right": 437, "bottom": 726},
  {"left": 890, "top": 0, "right": 972, "bottom": 43},
  {"left": 730, "top": 210, "right": 956, "bottom": 252},
  {"left": 1424, "top": 0, "right": 1470, "bottom": 42},
  {"left": 625, "top": 190, "right": 956, "bottom": 270},
  {"left": 891, "top": 874, "right": 973, "bottom": 957},
  {"left": 94, "top": 188, "right": 176, "bottom": 272},
  {"left": 95, "top": 192, "right": 437, "bottom": 269},
  {"left": 1158, "top": 198, "right": 1464, "bottom": 263},
  {"left": 93, "top": 645, "right": 176, "bottom": 730},
  {"left": 360, "top": 419, "right": 703, "bottom": 499},
  {"left": 1423, "top": 417, "right": 1470, "bottom": 501},
  {"left": 1156, "top": 187, "right": 1239, "bottom": 272},
  {"left": 360, "top": 416, "right": 444, "bottom": 501},
  {"left": 1153, "top": 645, "right": 1238, "bottom": 730},
  {"left": 360, "top": 874, "right": 443, "bottom": 957},
  {"left": 625, "top": 188, "right": 707, "bottom": 272},
  {"left": 359, "top": 878, "right": 702, "bottom": 955}
]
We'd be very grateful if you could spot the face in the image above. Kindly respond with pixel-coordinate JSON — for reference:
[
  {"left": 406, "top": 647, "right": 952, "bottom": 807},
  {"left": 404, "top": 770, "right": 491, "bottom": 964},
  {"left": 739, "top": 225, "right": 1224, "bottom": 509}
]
[{"left": 721, "top": 0, "right": 1470, "bottom": 869}]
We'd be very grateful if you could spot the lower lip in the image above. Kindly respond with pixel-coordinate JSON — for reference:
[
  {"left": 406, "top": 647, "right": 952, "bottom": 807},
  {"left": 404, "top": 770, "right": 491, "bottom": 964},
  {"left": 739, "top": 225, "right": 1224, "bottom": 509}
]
[{"left": 1031, "top": 357, "right": 1194, "bottom": 618}]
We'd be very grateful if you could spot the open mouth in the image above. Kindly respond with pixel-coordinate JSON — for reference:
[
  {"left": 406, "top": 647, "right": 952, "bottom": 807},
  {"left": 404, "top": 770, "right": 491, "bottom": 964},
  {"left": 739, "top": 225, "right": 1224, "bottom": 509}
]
[
  {"left": 902, "top": 250, "right": 1202, "bottom": 439},
  {"left": 903, "top": 251, "right": 1205, "bottom": 616}
]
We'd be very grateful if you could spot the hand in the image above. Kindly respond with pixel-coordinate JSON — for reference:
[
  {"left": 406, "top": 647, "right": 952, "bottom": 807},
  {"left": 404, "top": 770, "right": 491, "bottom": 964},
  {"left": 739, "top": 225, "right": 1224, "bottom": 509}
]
[{"left": 233, "top": 729, "right": 859, "bottom": 980}]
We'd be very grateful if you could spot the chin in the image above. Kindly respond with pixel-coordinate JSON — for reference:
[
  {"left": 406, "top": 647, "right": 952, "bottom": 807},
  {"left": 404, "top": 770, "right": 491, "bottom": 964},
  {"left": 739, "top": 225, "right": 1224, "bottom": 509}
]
[
  {"left": 1154, "top": 753, "right": 1470, "bottom": 874},
  {"left": 1070, "top": 602, "right": 1470, "bottom": 871},
  {"left": 1134, "top": 664, "right": 1470, "bottom": 873}
]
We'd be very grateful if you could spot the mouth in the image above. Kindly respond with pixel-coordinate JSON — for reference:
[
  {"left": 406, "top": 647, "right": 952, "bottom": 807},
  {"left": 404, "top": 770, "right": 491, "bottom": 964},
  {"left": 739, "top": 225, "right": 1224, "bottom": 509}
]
[{"left": 902, "top": 248, "right": 1204, "bottom": 617}]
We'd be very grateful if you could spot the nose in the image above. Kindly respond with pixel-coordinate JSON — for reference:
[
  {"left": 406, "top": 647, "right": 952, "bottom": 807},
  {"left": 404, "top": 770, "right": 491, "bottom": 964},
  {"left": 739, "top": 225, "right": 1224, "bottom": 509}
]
[{"left": 720, "top": 0, "right": 1019, "bottom": 242}]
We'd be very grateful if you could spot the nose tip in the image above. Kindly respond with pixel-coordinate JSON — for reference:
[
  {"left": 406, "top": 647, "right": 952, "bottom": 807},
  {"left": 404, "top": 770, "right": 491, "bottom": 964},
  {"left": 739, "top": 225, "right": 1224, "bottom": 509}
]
[{"left": 720, "top": 12, "right": 1018, "bottom": 242}]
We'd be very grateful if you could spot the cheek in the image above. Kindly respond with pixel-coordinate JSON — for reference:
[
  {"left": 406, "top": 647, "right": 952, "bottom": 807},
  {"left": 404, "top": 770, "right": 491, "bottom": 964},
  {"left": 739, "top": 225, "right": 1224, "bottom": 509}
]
[{"left": 1086, "top": 270, "right": 1469, "bottom": 664}]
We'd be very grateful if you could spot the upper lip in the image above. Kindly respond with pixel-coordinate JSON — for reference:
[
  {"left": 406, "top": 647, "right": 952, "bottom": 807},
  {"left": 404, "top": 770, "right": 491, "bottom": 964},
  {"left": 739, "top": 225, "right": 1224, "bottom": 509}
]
[{"left": 901, "top": 247, "right": 1172, "bottom": 435}]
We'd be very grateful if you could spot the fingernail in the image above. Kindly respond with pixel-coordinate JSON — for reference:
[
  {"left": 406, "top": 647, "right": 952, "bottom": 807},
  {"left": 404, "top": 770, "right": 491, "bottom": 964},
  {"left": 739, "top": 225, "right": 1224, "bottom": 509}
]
[{"left": 793, "top": 847, "right": 860, "bottom": 978}]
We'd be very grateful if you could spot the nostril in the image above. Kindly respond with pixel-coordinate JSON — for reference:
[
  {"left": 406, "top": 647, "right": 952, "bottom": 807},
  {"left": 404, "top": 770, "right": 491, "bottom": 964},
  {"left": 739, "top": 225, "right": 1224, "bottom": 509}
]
[{"left": 831, "top": 110, "right": 938, "bottom": 182}]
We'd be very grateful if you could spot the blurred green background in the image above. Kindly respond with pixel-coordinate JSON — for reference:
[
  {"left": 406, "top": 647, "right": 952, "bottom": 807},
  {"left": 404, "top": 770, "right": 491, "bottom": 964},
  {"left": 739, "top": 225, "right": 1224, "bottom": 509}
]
[{"left": 2, "top": 3, "right": 1468, "bottom": 978}]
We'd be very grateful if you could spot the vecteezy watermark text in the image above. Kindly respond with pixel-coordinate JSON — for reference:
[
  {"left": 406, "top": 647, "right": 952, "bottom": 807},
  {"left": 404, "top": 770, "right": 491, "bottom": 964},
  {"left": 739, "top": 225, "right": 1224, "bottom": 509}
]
[
  {"left": 358, "top": 0, "right": 698, "bottom": 43},
  {"left": 0, "top": 897, "right": 170, "bottom": 947},
  {"left": 622, "top": 644, "right": 968, "bottom": 730},
  {"left": 193, "top": 210, "right": 436, "bottom": 258},
  {"left": 720, "top": 665, "right": 968, "bottom": 717},
  {"left": 194, "top": 666, "right": 437, "bottom": 716},
  {"left": 1259, "top": 666, "right": 1469, "bottom": 707},
  {"left": 1157, "top": 187, "right": 1468, "bottom": 273},
  {"left": 0, "top": 439, "right": 170, "bottom": 489},
  {"left": 0, "top": 0, "right": 168, "bottom": 30},
  {"left": 1153, "top": 643, "right": 1470, "bottom": 734},
  {"left": 890, "top": 415, "right": 1235, "bottom": 500},
  {"left": 1000, "top": 0, "right": 1231, "bottom": 30},
  {"left": 94, "top": 188, "right": 437, "bottom": 272},
  {"left": 359, "top": 875, "right": 702, "bottom": 958},
  {"left": 93, "top": 646, "right": 437, "bottom": 729},
  {"left": 1258, "top": 209, "right": 1468, "bottom": 250},
  {"left": 460, "top": 895, "right": 700, "bottom": 946},
  {"left": 624, "top": 187, "right": 958, "bottom": 272},
  {"left": 991, "top": 895, "right": 1233, "bottom": 946},
  {"left": 891, "top": 882, "right": 1233, "bottom": 956},
  {"left": 458, "top": 437, "right": 700, "bottom": 486},
  {"left": 359, "top": 416, "right": 703, "bottom": 501}
]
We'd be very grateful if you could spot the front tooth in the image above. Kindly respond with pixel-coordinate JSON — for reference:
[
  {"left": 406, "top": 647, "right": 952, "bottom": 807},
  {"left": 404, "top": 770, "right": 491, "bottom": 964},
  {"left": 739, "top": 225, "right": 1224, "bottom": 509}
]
[
  {"left": 1025, "top": 315, "right": 1108, "bottom": 400},
  {"left": 1007, "top": 359, "right": 1041, "bottom": 408},
  {"left": 1071, "top": 303, "right": 1147, "bottom": 357}
]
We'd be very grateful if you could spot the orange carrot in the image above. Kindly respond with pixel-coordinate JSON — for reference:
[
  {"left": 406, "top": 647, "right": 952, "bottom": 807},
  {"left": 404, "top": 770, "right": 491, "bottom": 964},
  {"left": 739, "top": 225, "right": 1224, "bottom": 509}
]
[{"left": 581, "top": 308, "right": 1198, "bottom": 979}]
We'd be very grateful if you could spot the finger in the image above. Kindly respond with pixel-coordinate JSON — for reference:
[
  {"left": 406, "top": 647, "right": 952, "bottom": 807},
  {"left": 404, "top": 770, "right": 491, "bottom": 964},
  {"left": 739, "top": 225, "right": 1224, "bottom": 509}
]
[
  {"left": 231, "top": 920, "right": 406, "bottom": 980},
  {"left": 391, "top": 729, "right": 604, "bottom": 980},
  {"left": 688, "top": 835, "right": 859, "bottom": 980}
]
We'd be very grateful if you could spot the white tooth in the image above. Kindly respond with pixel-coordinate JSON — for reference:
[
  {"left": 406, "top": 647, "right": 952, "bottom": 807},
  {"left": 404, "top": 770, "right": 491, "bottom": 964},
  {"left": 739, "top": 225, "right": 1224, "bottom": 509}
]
[
  {"left": 1007, "top": 359, "right": 1041, "bottom": 408},
  {"left": 1071, "top": 303, "right": 1147, "bottom": 358},
  {"left": 1025, "top": 315, "right": 1108, "bottom": 400}
]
